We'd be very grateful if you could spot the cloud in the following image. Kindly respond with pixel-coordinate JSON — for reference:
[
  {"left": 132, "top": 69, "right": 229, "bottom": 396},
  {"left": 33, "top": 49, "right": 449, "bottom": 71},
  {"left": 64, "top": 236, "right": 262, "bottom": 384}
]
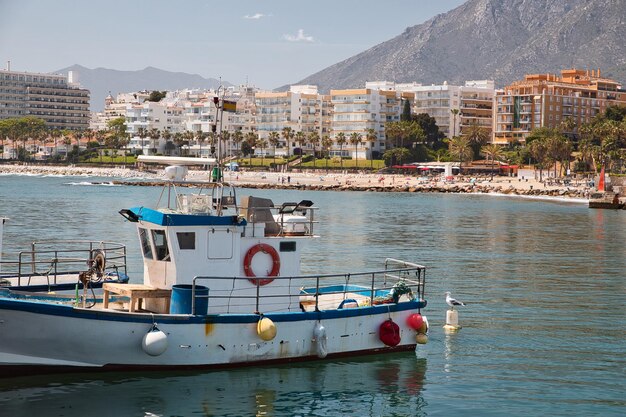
[
  {"left": 283, "top": 29, "right": 314, "bottom": 42},
  {"left": 243, "top": 13, "right": 267, "bottom": 20}
]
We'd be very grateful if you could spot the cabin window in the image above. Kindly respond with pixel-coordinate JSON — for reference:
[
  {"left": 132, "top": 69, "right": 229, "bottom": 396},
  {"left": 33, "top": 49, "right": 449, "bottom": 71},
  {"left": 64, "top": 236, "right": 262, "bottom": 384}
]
[
  {"left": 139, "top": 228, "right": 153, "bottom": 260},
  {"left": 177, "top": 232, "right": 196, "bottom": 250},
  {"left": 280, "top": 241, "right": 296, "bottom": 252},
  {"left": 152, "top": 230, "right": 170, "bottom": 261}
]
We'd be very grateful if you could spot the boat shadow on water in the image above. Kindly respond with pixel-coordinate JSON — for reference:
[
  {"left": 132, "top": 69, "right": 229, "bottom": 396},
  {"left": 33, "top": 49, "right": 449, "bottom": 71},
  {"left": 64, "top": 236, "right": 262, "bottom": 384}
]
[{"left": 0, "top": 353, "right": 428, "bottom": 417}]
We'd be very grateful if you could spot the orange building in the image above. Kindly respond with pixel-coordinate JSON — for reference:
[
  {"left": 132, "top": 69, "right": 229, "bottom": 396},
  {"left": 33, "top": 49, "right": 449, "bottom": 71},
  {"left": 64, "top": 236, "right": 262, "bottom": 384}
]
[{"left": 493, "top": 69, "right": 626, "bottom": 144}]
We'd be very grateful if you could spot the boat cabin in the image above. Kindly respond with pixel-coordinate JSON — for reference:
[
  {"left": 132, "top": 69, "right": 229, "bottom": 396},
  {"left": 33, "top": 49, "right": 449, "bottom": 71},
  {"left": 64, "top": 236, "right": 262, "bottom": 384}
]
[{"left": 120, "top": 184, "right": 317, "bottom": 314}]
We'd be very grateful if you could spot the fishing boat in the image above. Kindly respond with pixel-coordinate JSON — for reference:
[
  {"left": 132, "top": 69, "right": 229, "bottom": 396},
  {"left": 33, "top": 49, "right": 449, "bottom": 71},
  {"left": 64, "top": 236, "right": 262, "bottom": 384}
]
[{"left": 0, "top": 158, "right": 429, "bottom": 376}]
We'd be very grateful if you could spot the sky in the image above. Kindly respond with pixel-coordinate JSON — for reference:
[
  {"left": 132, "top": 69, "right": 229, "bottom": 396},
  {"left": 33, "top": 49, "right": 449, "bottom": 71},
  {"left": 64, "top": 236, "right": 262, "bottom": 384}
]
[{"left": 0, "top": 0, "right": 467, "bottom": 89}]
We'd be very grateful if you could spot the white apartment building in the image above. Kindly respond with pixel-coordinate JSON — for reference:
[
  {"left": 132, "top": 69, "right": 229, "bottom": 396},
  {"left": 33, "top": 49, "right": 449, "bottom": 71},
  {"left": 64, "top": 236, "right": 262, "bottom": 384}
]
[
  {"left": 330, "top": 82, "right": 405, "bottom": 158},
  {"left": 0, "top": 68, "right": 90, "bottom": 130},
  {"left": 397, "top": 80, "right": 494, "bottom": 139},
  {"left": 255, "top": 85, "right": 330, "bottom": 156},
  {"left": 125, "top": 101, "right": 184, "bottom": 154}
]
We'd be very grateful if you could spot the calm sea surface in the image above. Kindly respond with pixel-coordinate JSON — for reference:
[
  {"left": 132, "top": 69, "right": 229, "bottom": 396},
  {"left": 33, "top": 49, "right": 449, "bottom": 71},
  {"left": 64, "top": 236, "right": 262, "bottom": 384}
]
[{"left": 0, "top": 174, "right": 624, "bottom": 416}]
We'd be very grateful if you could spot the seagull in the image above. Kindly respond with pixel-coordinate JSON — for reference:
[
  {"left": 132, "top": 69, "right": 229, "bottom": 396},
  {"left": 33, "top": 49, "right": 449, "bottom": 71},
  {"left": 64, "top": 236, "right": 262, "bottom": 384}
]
[{"left": 445, "top": 292, "right": 465, "bottom": 310}]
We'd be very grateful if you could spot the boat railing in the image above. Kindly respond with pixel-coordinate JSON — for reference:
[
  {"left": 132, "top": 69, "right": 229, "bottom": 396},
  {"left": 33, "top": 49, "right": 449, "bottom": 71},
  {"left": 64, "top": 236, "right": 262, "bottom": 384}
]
[
  {"left": 0, "top": 240, "right": 127, "bottom": 286},
  {"left": 191, "top": 260, "right": 426, "bottom": 315}
]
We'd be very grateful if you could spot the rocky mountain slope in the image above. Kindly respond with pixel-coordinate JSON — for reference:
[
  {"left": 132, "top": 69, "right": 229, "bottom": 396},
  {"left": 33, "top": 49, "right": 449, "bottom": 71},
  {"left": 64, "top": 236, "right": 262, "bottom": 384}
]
[
  {"left": 56, "top": 65, "right": 230, "bottom": 111},
  {"left": 292, "top": 0, "right": 626, "bottom": 91}
]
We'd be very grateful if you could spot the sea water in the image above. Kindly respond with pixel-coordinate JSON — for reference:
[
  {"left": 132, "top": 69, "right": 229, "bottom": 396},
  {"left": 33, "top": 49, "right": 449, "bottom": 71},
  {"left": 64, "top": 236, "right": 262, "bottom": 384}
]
[{"left": 0, "top": 174, "right": 624, "bottom": 416}]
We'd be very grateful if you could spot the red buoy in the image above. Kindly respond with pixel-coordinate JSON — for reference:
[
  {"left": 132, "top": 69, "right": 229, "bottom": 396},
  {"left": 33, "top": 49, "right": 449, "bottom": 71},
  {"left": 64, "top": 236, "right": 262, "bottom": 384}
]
[
  {"left": 379, "top": 319, "right": 401, "bottom": 347},
  {"left": 406, "top": 313, "right": 424, "bottom": 330}
]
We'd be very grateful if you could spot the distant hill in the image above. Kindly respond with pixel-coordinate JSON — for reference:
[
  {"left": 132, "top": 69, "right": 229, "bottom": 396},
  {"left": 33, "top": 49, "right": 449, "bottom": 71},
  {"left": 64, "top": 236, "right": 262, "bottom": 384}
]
[
  {"left": 289, "top": 0, "right": 626, "bottom": 91},
  {"left": 55, "top": 65, "right": 231, "bottom": 111}
]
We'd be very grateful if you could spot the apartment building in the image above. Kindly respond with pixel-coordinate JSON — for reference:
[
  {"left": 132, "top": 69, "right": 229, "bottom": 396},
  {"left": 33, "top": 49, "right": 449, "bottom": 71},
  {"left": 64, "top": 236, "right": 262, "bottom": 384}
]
[
  {"left": 330, "top": 82, "right": 405, "bottom": 158},
  {"left": 493, "top": 69, "right": 626, "bottom": 144},
  {"left": 0, "top": 68, "right": 90, "bottom": 130},
  {"left": 458, "top": 80, "right": 494, "bottom": 137},
  {"left": 125, "top": 101, "right": 184, "bottom": 154},
  {"left": 397, "top": 80, "right": 494, "bottom": 139},
  {"left": 255, "top": 85, "right": 330, "bottom": 156}
]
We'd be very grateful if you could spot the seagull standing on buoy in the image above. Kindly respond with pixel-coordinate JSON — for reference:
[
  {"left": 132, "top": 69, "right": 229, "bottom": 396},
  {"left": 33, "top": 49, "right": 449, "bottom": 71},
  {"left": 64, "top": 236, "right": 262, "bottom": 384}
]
[{"left": 445, "top": 292, "right": 465, "bottom": 310}]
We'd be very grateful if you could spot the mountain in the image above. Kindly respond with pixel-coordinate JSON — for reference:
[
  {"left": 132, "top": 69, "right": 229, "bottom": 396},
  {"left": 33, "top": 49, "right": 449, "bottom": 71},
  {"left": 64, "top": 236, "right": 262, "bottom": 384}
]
[
  {"left": 55, "top": 65, "right": 231, "bottom": 111},
  {"left": 291, "top": 0, "right": 626, "bottom": 91}
]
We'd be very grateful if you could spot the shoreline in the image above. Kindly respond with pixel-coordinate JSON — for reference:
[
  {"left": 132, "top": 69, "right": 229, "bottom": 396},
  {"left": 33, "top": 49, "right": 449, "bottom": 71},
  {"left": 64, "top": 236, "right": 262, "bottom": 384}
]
[{"left": 0, "top": 163, "right": 592, "bottom": 201}]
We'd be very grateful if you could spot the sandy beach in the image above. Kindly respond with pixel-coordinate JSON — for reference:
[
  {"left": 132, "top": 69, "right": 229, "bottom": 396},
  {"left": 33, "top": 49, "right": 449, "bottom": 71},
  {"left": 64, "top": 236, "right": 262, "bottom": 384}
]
[{"left": 0, "top": 163, "right": 591, "bottom": 201}]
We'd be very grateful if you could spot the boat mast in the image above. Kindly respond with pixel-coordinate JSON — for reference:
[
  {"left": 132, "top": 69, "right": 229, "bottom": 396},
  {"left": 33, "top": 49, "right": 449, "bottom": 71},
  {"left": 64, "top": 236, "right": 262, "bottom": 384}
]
[{"left": 213, "top": 85, "right": 225, "bottom": 183}]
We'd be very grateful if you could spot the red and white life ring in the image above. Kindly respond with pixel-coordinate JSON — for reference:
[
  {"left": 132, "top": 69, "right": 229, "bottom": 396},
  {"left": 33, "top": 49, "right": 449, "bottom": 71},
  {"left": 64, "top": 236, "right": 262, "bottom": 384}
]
[{"left": 244, "top": 243, "right": 280, "bottom": 286}]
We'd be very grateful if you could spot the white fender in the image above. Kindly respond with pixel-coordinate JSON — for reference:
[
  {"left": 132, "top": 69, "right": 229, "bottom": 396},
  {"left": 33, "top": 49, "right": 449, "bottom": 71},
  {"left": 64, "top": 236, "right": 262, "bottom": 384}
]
[
  {"left": 313, "top": 322, "right": 328, "bottom": 358},
  {"left": 142, "top": 324, "right": 168, "bottom": 356}
]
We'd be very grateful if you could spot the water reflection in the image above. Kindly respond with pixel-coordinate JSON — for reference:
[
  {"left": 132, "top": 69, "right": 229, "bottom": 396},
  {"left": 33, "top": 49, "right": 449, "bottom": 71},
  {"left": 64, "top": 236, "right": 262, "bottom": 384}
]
[{"left": 0, "top": 354, "right": 428, "bottom": 417}]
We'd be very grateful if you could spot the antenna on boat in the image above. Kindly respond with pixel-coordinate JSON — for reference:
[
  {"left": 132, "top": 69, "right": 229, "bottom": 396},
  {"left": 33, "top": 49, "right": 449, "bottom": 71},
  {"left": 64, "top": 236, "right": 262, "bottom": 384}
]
[{"left": 212, "top": 85, "right": 226, "bottom": 184}]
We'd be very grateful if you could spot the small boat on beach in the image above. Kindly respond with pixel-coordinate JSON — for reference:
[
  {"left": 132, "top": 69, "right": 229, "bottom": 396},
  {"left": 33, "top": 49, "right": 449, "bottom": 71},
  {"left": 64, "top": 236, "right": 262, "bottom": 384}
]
[{"left": 0, "top": 158, "right": 429, "bottom": 376}]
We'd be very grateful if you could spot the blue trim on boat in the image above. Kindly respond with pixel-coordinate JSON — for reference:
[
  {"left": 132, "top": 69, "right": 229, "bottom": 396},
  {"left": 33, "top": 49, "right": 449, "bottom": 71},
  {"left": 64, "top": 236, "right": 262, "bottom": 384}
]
[
  {"left": 130, "top": 207, "right": 246, "bottom": 227},
  {"left": 301, "top": 284, "right": 390, "bottom": 298},
  {"left": 0, "top": 297, "right": 426, "bottom": 324}
]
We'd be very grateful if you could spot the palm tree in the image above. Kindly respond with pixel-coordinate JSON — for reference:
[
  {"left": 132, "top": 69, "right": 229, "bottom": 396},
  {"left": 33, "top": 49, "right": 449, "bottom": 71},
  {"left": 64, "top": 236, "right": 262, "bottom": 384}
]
[
  {"left": 245, "top": 131, "right": 258, "bottom": 167},
  {"left": 450, "top": 108, "right": 460, "bottom": 138},
  {"left": 281, "top": 127, "right": 294, "bottom": 159},
  {"left": 221, "top": 130, "right": 231, "bottom": 157},
  {"left": 463, "top": 121, "right": 490, "bottom": 159},
  {"left": 232, "top": 130, "right": 244, "bottom": 157},
  {"left": 148, "top": 127, "right": 160, "bottom": 155},
  {"left": 321, "top": 135, "right": 332, "bottom": 172},
  {"left": 481, "top": 144, "right": 504, "bottom": 178},
  {"left": 195, "top": 131, "right": 206, "bottom": 157},
  {"left": 173, "top": 132, "right": 185, "bottom": 156},
  {"left": 258, "top": 138, "right": 268, "bottom": 166},
  {"left": 448, "top": 136, "right": 472, "bottom": 175},
  {"left": 349, "top": 132, "right": 362, "bottom": 169},
  {"left": 137, "top": 127, "right": 148, "bottom": 155},
  {"left": 365, "top": 128, "right": 377, "bottom": 167},
  {"left": 183, "top": 130, "right": 195, "bottom": 156},
  {"left": 161, "top": 129, "right": 173, "bottom": 155},
  {"left": 307, "top": 131, "right": 320, "bottom": 168},
  {"left": 335, "top": 132, "right": 347, "bottom": 169},
  {"left": 268, "top": 131, "right": 280, "bottom": 165},
  {"left": 294, "top": 130, "right": 305, "bottom": 157},
  {"left": 51, "top": 129, "right": 63, "bottom": 160},
  {"left": 528, "top": 136, "right": 548, "bottom": 181}
]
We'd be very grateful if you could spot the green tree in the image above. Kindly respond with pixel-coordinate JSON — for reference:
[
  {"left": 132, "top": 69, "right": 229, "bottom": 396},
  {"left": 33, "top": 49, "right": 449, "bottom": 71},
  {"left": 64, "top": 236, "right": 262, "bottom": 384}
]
[
  {"left": 146, "top": 91, "right": 167, "bottom": 102},
  {"left": 281, "top": 127, "right": 294, "bottom": 159},
  {"left": 481, "top": 144, "right": 504, "bottom": 178},
  {"left": 321, "top": 135, "right": 332, "bottom": 171},
  {"left": 335, "top": 132, "right": 347, "bottom": 169},
  {"left": 307, "top": 131, "right": 320, "bottom": 167},
  {"left": 450, "top": 108, "right": 460, "bottom": 138},
  {"left": 448, "top": 136, "right": 472, "bottom": 174},
  {"left": 268, "top": 131, "right": 280, "bottom": 165},
  {"left": 161, "top": 129, "right": 173, "bottom": 155},
  {"left": 463, "top": 121, "right": 490, "bottom": 159},
  {"left": 383, "top": 148, "right": 411, "bottom": 167},
  {"left": 294, "top": 131, "right": 305, "bottom": 156},
  {"left": 148, "top": 127, "right": 160, "bottom": 155},
  {"left": 349, "top": 132, "right": 362, "bottom": 169},
  {"left": 412, "top": 113, "right": 444, "bottom": 147},
  {"left": 401, "top": 99, "right": 412, "bottom": 121}
]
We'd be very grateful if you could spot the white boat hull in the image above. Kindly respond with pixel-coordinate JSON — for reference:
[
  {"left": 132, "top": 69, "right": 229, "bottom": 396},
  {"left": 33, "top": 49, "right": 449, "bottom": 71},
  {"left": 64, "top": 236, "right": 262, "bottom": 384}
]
[{"left": 0, "top": 298, "right": 424, "bottom": 373}]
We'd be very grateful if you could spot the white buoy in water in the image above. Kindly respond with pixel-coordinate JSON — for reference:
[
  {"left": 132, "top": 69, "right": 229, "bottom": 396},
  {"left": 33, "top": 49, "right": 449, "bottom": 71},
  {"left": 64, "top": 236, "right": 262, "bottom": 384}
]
[
  {"left": 444, "top": 291, "right": 464, "bottom": 331},
  {"left": 443, "top": 309, "right": 461, "bottom": 331}
]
